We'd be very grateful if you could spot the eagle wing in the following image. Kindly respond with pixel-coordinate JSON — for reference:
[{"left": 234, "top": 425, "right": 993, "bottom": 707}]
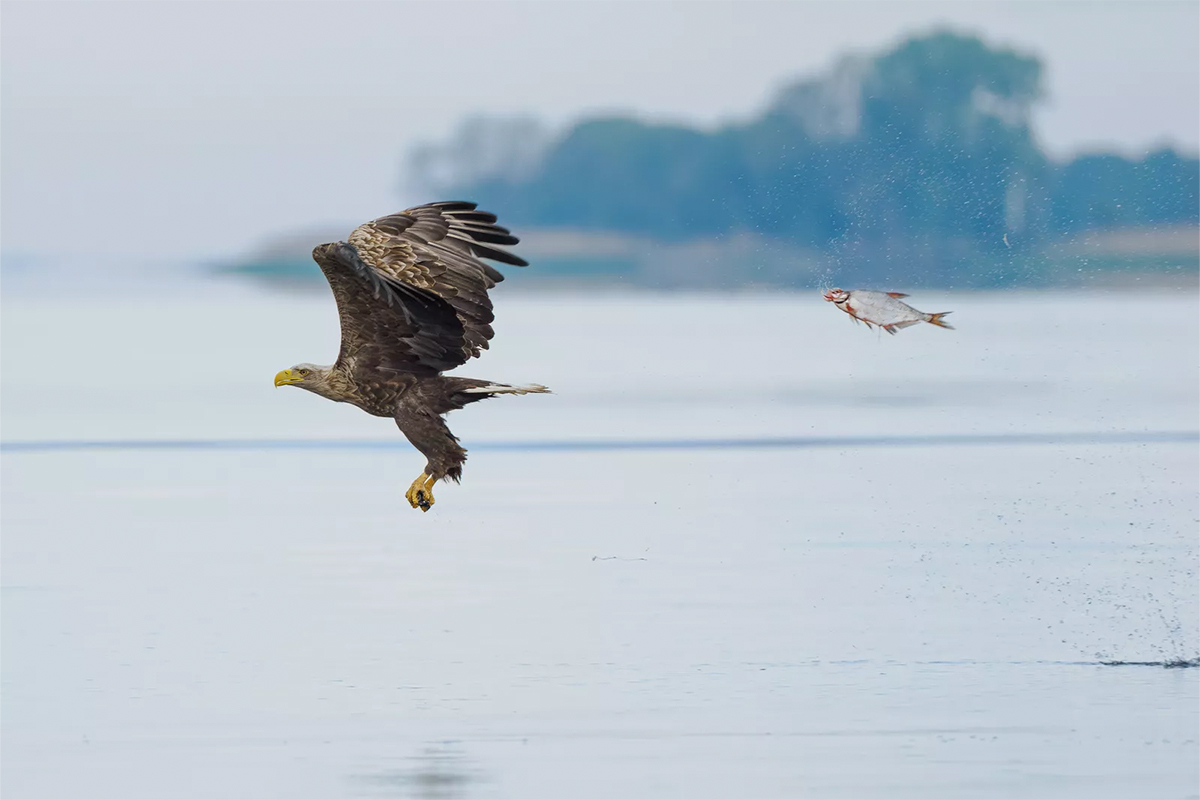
[{"left": 311, "top": 201, "right": 527, "bottom": 377}]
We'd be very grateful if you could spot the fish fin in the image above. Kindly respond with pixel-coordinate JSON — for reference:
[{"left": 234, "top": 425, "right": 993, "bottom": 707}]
[
  {"left": 886, "top": 292, "right": 909, "bottom": 298},
  {"left": 882, "top": 324, "right": 897, "bottom": 335},
  {"left": 889, "top": 320, "right": 922, "bottom": 331},
  {"left": 926, "top": 312, "right": 955, "bottom": 330}
]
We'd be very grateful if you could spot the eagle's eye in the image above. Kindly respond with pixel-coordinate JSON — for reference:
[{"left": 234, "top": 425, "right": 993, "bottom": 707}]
[{"left": 298, "top": 368, "right": 310, "bottom": 376}]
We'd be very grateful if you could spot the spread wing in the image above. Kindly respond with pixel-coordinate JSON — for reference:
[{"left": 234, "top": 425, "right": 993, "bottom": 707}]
[{"left": 311, "top": 201, "right": 527, "bottom": 377}]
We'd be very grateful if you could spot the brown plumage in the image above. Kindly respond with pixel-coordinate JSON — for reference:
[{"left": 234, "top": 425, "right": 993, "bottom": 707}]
[{"left": 274, "top": 201, "right": 549, "bottom": 512}]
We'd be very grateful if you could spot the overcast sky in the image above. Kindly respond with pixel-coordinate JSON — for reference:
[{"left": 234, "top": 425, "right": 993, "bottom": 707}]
[{"left": 2, "top": 0, "right": 1197, "bottom": 262}]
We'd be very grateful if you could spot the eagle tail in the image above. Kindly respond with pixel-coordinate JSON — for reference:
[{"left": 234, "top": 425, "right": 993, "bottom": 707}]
[{"left": 460, "top": 383, "right": 551, "bottom": 396}]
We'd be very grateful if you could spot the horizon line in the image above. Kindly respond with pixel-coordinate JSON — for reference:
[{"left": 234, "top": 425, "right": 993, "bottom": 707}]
[{"left": 2, "top": 430, "right": 1195, "bottom": 455}]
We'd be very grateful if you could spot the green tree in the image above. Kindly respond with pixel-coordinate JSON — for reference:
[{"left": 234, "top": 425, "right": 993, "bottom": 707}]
[
  {"left": 413, "top": 30, "right": 1197, "bottom": 286},
  {"left": 1051, "top": 149, "right": 1199, "bottom": 232},
  {"left": 847, "top": 31, "right": 1045, "bottom": 247}
]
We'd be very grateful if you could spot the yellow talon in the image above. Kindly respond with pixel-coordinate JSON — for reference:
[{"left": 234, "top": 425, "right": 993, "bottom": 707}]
[
  {"left": 405, "top": 472, "right": 436, "bottom": 512},
  {"left": 404, "top": 474, "right": 424, "bottom": 509}
]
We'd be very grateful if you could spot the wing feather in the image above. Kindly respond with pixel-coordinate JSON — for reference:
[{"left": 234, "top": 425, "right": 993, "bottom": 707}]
[
  {"left": 312, "top": 202, "right": 527, "bottom": 377},
  {"left": 312, "top": 242, "right": 466, "bottom": 376}
]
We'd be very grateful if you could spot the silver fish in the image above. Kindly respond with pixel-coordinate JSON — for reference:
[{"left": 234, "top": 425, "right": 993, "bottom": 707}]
[{"left": 822, "top": 288, "right": 954, "bottom": 335}]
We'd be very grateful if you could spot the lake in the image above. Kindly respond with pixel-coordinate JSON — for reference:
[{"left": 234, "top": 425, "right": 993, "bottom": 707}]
[{"left": 2, "top": 281, "right": 1197, "bottom": 798}]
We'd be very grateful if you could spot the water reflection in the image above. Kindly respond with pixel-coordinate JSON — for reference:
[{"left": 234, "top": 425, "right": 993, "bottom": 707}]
[{"left": 356, "top": 743, "right": 485, "bottom": 799}]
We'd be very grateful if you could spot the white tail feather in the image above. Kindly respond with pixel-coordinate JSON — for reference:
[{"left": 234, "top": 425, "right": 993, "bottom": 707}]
[{"left": 462, "top": 383, "right": 551, "bottom": 395}]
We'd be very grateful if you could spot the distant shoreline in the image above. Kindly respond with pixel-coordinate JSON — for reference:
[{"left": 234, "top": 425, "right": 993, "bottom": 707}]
[{"left": 217, "top": 223, "right": 1200, "bottom": 292}]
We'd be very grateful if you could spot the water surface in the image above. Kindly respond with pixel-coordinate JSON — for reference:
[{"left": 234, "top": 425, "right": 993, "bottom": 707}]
[{"left": 3, "top": 287, "right": 1197, "bottom": 798}]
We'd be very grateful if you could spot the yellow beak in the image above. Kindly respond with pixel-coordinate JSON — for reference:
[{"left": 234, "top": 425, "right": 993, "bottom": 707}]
[{"left": 274, "top": 369, "right": 301, "bottom": 387}]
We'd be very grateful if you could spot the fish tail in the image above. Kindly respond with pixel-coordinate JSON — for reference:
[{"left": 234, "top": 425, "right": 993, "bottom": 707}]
[{"left": 926, "top": 312, "right": 954, "bottom": 330}]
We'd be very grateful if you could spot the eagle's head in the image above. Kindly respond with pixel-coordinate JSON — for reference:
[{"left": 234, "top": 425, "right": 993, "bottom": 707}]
[
  {"left": 274, "top": 363, "right": 333, "bottom": 394},
  {"left": 823, "top": 288, "right": 850, "bottom": 304}
]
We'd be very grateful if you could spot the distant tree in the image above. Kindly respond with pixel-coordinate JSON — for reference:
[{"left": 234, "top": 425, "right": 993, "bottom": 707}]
[
  {"left": 847, "top": 31, "right": 1046, "bottom": 248},
  {"left": 1050, "top": 148, "right": 1200, "bottom": 232},
  {"left": 411, "top": 30, "right": 1198, "bottom": 285},
  {"left": 407, "top": 116, "right": 550, "bottom": 197},
  {"left": 482, "top": 118, "right": 740, "bottom": 238}
]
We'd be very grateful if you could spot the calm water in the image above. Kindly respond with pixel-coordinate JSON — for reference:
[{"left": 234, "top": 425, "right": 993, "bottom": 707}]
[{"left": 2, "top": 284, "right": 1198, "bottom": 798}]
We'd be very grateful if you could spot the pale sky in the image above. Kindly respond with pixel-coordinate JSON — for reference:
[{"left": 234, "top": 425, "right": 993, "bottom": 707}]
[{"left": 2, "top": 0, "right": 1197, "bottom": 261}]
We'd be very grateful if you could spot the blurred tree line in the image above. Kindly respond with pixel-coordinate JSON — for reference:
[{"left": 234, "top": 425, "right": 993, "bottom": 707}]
[{"left": 409, "top": 31, "right": 1198, "bottom": 284}]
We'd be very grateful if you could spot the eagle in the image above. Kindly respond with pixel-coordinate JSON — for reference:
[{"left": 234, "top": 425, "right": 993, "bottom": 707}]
[{"left": 273, "top": 201, "right": 549, "bottom": 512}]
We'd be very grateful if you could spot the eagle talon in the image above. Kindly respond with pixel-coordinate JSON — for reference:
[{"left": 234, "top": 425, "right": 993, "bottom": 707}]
[{"left": 405, "top": 473, "right": 436, "bottom": 511}]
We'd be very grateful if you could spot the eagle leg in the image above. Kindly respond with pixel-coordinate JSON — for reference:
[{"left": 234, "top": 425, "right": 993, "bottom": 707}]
[
  {"left": 405, "top": 472, "right": 437, "bottom": 512},
  {"left": 395, "top": 397, "right": 468, "bottom": 512}
]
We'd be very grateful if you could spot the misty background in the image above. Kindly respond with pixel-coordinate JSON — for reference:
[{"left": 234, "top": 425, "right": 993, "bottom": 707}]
[{"left": 2, "top": 1, "right": 1197, "bottom": 289}]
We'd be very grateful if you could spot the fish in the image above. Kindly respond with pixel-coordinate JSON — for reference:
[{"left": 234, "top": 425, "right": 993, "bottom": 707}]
[{"left": 822, "top": 288, "right": 954, "bottom": 335}]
